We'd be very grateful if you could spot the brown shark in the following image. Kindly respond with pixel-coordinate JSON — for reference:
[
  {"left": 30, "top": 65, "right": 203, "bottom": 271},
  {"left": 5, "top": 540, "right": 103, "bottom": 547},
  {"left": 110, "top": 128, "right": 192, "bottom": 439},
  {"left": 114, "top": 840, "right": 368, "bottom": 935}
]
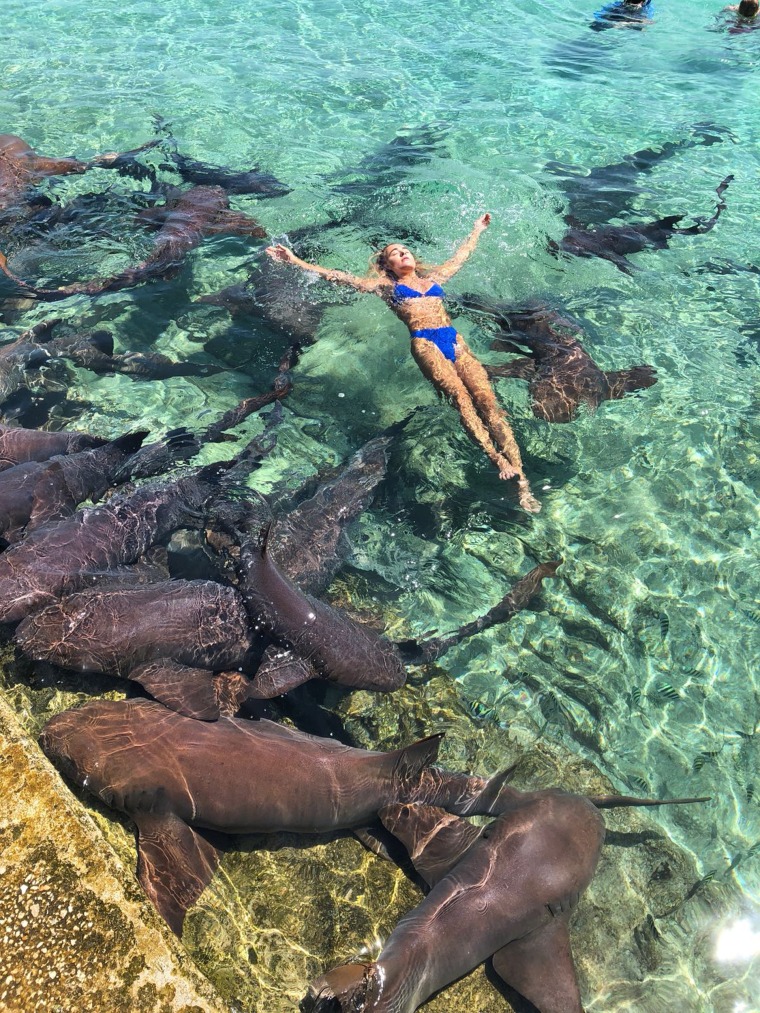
[
  {"left": 16, "top": 578, "right": 253, "bottom": 674},
  {"left": 0, "top": 133, "right": 157, "bottom": 226},
  {"left": 548, "top": 174, "right": 733, "bottom": 275},
  {"left": 0, "top": 430, "right": 150, "bottom": 543},
  {"left": 233, "top": 523, "right": 408, "bottom": 694},
  {"left": 308, "top": 783, "right": 709, "bottom": 1013},
  {"left": 0, "top": 422, "right": 106, "bottom": 470},
  {"left": 0, "top": 462, "right": 230, "bottom": 623},
  {"left": 39, "top": 698, "right": 514, "bottom": 935},
  {"left": 307, "top": 791, "right": 602, "bottom": 1013},
  {"left": 0, "top": 184, "right": 267, "bottom": 298},
  {"left": 462, "top": 297, "right": 657, "bottom": 423}
]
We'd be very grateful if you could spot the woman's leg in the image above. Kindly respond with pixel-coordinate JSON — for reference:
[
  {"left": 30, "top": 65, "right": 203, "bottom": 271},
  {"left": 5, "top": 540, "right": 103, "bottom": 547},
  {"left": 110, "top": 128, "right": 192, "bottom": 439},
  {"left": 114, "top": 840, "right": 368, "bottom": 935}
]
[
  {"left": 410, "top": 338, "right": 518, "bottom": 480},
  {"left": 453, "top": 338, "right": 541, "bottom": 513}
]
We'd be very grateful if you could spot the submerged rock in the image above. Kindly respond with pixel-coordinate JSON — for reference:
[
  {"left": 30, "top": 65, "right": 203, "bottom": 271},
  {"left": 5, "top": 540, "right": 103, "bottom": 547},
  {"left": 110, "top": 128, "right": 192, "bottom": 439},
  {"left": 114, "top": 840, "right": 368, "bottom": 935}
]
[{"left": 0, "top": 690, "right": 227, "bottom": 1013}]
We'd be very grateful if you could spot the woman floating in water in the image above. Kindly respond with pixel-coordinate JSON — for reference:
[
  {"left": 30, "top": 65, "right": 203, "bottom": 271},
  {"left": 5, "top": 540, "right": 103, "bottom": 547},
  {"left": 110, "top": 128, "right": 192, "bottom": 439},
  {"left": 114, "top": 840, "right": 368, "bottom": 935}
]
[{"left": 266, "top": 215, "right": 540, "bottom": 513}]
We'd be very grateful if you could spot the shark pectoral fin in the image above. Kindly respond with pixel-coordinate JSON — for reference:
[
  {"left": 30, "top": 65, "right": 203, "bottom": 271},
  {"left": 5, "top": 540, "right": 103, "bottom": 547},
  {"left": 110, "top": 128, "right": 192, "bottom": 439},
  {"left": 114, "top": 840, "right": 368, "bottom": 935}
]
[
  {"left": 212, "top": 211, "right": 268, "bottom": 239},
  {"left": 485, "top": 358, "right": 536, "bottom": 381},
  {"left": 352, "top": 826, "right": 398, "bottom": 862},
  {"left": 213, "top": 670, "right": 256, "bottom": 717},
  {"left": 247, "top": 646, "right": 315, "bottom": 698},
  {"left": 128, "top": 659, "right": 223, "bottom": 721},
  {"left": 490, "top": 337, "right": 531, "bottom": 356},
  {"left": 604, "top": 365, "right": 658, "bottom": 399},
  {"left": 135, "top": 811, "right": 223, "bottom": 936},
  {"left": 491, "top": 919, "right": 582, "bottom": 1013}
]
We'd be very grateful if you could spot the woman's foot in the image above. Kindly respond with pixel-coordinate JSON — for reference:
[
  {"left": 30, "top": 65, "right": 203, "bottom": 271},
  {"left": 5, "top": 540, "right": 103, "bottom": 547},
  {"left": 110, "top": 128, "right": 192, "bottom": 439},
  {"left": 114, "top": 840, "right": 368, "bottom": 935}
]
[
  {"left": 518, "top": 478, "right": 542, "bottom": 514},
  {"left": 496, "top": 457, "right": 519, "bottom": 481}
]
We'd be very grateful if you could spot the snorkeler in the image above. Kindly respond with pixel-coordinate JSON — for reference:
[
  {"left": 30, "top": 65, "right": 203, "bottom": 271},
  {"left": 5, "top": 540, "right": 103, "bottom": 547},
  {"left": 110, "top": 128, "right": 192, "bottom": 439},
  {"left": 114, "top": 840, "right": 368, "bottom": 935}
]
[
  {"left": 266, "top": 215, "right": 541, "bottom": 513},
  {"left": 590, "top": 0, "right": 653, "bottom": 31}
]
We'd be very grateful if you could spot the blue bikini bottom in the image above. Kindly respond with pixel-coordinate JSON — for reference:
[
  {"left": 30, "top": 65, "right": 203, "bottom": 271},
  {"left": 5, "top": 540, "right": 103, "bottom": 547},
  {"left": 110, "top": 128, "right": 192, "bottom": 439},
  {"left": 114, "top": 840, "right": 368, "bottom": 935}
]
[{"left": 411, "top": 326, "right": 459, "bottom": 363}]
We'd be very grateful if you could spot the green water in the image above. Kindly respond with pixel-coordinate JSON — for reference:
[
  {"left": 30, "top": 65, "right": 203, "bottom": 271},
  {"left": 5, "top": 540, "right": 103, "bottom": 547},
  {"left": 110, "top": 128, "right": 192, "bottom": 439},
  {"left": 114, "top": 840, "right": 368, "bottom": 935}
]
[{"left": 2, "top": 0, "right": 760, "bottom": 1009}]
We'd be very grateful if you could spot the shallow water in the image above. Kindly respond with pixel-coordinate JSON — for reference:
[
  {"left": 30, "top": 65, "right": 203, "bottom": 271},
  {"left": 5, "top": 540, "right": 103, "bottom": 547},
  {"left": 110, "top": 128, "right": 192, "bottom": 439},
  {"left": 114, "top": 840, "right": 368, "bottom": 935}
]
[{"left": 2, "top": 0, "right": 760, "bottom": 1009}]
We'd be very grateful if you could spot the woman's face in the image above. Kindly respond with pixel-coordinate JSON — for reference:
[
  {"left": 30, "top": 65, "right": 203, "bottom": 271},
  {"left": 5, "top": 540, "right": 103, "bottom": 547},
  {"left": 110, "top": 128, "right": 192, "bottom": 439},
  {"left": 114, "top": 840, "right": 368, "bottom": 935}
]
[{"left": 383, "top": 244, "right": 416, "bottom": 275}]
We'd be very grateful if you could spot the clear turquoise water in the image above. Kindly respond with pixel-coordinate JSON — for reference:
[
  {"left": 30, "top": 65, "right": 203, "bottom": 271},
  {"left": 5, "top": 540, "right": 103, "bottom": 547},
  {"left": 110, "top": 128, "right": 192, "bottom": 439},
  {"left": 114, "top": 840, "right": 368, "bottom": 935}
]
[{"left": 3, "top": 0, "right": 760, "bottom": 1008}]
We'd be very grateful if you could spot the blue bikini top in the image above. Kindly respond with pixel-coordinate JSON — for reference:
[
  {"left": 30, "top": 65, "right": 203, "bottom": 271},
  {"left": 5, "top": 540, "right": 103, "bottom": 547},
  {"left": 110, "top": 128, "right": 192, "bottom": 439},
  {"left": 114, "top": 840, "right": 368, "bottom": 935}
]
[{"left": 392, "top": 281, "right": 446, "bottom": 304}]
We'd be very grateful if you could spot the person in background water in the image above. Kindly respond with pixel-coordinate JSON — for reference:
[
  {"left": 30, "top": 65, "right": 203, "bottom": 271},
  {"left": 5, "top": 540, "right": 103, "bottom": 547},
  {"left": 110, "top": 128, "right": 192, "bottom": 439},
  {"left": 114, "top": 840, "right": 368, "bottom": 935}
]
[
  {"left": 724, "top": 0, "right": 759, "bottom": 26},
  {"left": 266, "top": 215, "right": 541, "bottom": 513},
  {"left": 590, "top": 0, "right": 653, "bottom": 30}
]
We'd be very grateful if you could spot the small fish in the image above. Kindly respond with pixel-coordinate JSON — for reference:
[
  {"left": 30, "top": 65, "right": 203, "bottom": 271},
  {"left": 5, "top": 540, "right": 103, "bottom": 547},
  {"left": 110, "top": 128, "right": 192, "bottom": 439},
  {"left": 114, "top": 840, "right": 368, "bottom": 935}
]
[
  {"left": 658, "top": 613, "right": 670, "bottom": 639},
  {"left": 727, "top": 853, "right": 743, "bottom": 873},
  {"left": 628, "top": 775, "right": 649, "bottom": 794},
  {"left": 466, "top": 698, "right": 499, "bottom": 724},
  {"left": 692, "top": 749, "right": 722, "bottom": 772},
  {"left": 656, "top": 682, "right": 680, "bottom": 701},
  {"left": 630, "top": 686, "right": 642, "bottom": 707},
  {"left": 740, "top": 606, "right": 760, "bottom": 626},
  {"left": 683, "top": 667, "right": 701, "bottom": 677},
  {"left": 747, "top": 784, "right": 755, "bottom": 803},
  {"left": 746, "top": 840, "right": 760, "bottom": 858},
  {"left": 539, "top": 691, "right": 570, "bottom": 725},
  {"left": 684, "top": 869, "right": 718, "bottom": 902}
]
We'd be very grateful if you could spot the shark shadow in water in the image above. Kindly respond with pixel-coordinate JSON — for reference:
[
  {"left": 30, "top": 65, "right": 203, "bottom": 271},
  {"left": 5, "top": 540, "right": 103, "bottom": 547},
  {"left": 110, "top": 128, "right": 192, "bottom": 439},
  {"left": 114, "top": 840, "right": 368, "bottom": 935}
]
[
  {"left": 543, "top": 123, "right": 735, "bottom": 227},
  {"left": 548, "top": 173, "right": 734, "bottom": 274},
  {"left": 153, "top": 116, "right": 291, "bottom": 197}
]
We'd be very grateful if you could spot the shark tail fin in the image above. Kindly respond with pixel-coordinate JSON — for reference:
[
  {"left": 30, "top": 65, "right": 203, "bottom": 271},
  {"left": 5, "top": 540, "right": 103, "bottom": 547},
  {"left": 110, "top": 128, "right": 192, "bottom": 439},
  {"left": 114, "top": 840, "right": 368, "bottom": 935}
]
[
  {"left": 672, "top": 174, "right": 734, "bottom": 236},
  {"left": 399, "top": 560, "right": 560, "bottom": 665},
  {"left": 588, "top": 794, "right": 710, "bottom": 809}
]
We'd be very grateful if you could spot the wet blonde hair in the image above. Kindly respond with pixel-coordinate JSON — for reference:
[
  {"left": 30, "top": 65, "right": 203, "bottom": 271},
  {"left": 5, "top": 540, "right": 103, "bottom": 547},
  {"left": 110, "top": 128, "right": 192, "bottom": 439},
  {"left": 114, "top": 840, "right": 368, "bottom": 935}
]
[{"left": 367, "top": 244, "right": 432, "bottom": 282}]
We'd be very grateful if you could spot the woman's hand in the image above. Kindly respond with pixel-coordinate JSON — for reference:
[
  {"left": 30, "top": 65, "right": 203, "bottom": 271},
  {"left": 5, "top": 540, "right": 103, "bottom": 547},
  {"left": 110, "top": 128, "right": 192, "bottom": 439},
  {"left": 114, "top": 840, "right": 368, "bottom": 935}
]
[
  {"left": 475, "top": 213, "right": 491, "bottom": 231},
  {"left": 265, "top": 243, "right": 297, "bottom": 264}
]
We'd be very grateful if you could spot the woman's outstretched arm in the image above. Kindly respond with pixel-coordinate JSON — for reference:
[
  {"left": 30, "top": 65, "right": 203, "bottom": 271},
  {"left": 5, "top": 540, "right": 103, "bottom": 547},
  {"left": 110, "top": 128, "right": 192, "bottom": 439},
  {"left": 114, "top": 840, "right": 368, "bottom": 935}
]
[
  {"left": 431, "top": 213, "right": 490, "bottom": 283},
  {"left": 265, "top": 244, "right": 380, "bottom": 292}
]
